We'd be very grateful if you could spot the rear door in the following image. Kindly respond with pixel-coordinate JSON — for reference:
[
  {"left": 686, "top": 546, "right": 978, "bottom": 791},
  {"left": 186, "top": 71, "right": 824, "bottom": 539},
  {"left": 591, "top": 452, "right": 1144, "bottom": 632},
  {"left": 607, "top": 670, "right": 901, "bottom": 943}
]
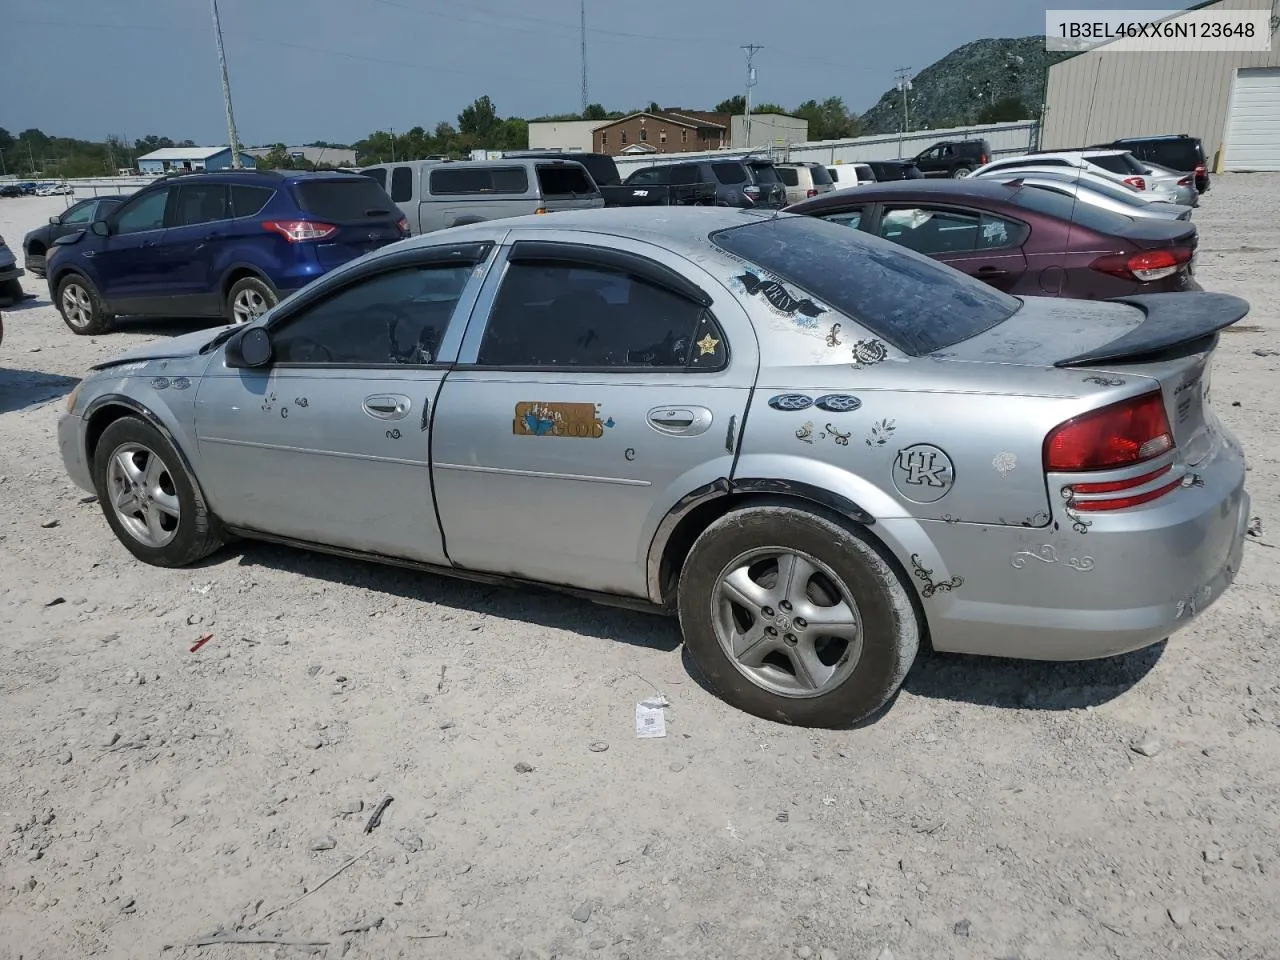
[
  {"left": 289, "top": 176, "right": 404, "bottom": 270},
  {"left": 874, "top": 202, "right": 1030, "bottom": 292},
  {"left": 430, "top": 230, "right": 757, "bottom": 598},
  {"left": 535, "top": 162, "right": 603, "bottom": 212}
]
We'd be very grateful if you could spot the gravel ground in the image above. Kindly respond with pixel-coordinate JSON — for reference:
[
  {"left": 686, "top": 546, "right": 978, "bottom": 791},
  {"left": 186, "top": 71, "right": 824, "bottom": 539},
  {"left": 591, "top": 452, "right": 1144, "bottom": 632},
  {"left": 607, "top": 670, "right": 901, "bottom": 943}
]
[{"left": 1, "top": 182, "right": 1278, "bottom": 960}]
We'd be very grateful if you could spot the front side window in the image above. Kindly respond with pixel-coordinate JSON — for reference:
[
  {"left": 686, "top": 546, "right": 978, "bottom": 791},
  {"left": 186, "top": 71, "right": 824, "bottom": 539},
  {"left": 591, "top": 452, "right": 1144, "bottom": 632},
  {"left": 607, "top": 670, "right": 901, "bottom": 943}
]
[
  {"left": 272, "top": 264, "right": 472, "bottom": 365},
  {"left": 391, "top": 166, "right": 414, "bottom": 202},
  {"left": 879, "top": 206, "right": 983, "bottom": 255},
  {"left": 822, "top": 208, "right": 864, "bottom": 229},
  {"left": 476, "top": 262, "right": 727, "bottom": 370},
  {"left": 113, "top": 188, "right": 170, "bottom": 234},
  {"left": 668, "top": 166, "right": 698, "bottom": 185},
  {"left": 170, "top": 183, "right": 229, "bottom": 227},
  {"left": 624, "top": 167, "right": 662, "bottom": 186},
  {"left": 61, "top": 201, "right": 97, "bottom": 224}
]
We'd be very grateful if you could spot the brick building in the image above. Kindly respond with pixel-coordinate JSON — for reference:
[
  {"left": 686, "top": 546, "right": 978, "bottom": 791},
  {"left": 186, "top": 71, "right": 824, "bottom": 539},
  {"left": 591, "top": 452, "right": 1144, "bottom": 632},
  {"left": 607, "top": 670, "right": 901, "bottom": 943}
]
[{"left": 592, "top": 110, "right": 730, "bottom": 157}]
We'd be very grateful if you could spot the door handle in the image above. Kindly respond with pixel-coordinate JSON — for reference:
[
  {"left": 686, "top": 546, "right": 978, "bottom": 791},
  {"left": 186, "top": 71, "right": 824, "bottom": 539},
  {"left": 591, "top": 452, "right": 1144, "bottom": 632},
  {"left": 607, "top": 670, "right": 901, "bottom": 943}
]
[
  {"left": 647, "top": 406, "right": 713, "bottom": 436},
  {"left": 976, "top": 266, "right": 1008, "bottom": 277},
  {"left": 82, "top": 250, "right": 95, "bottom": 258},
  {"left": 363, "top": 394, "right": 412, "bottom": 420}
]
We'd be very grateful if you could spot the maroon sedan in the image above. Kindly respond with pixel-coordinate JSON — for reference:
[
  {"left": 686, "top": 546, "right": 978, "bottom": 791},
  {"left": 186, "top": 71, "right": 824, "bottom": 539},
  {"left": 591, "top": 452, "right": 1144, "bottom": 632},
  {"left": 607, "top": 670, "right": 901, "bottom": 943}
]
[{"left": 784, "top": 179, "right": 1199, "bottom": 299}]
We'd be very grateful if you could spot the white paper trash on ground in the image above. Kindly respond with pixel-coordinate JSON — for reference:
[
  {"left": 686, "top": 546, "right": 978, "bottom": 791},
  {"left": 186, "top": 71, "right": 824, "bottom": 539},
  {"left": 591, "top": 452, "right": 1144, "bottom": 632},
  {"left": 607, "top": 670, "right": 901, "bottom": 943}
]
[{"left": 635, "top": 696, "right": 669, "bottom": 738}]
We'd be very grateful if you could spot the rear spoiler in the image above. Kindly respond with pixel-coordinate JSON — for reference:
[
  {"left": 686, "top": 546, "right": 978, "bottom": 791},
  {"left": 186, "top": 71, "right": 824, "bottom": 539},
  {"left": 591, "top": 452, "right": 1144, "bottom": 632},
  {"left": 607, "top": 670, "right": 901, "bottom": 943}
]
[{"left": 1055, "top": 292, "right": 1249, "bottom": 367}]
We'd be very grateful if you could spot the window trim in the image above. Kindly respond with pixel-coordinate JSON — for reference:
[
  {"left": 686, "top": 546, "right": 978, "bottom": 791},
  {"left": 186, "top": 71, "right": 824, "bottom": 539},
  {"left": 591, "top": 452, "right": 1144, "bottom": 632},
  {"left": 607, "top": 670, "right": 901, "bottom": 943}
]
[
  {"left": 110, "top": 186, "right": 171, "bottom": 234},
  {"left": 506, "top": 240, "right": 713, "bottom": 307},
  {"left": 168, "top": 182, "right": 230, "bottom": 228},
  {"left": 460, "top": 243, "right": 728, "bottom": 374}
]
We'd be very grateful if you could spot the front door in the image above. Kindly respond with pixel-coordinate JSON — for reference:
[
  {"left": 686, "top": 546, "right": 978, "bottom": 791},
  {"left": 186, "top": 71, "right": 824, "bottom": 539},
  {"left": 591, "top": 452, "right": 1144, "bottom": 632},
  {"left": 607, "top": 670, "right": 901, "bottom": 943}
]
[
  {"left": 96, "top": 185, "right": 173, "bottom": 309},
  {"left": 161, "top": 181, "right": 231, "bottom": 314},
  {"left": 430, "top": 231, "right": 758, "bottom": 598},
  {"left": 194, "top": 255, "right": 487, "bottom": 563}
]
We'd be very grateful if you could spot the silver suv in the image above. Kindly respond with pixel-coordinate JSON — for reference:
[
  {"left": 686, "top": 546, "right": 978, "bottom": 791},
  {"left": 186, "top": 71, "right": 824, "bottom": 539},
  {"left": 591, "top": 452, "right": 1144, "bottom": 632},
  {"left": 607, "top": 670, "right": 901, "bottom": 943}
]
[
  {"left": 775, "top": 162, "right": 835, "bottom": 205},
  {"left": 360, "top": 158, "right": 603, "bottom": 235}
]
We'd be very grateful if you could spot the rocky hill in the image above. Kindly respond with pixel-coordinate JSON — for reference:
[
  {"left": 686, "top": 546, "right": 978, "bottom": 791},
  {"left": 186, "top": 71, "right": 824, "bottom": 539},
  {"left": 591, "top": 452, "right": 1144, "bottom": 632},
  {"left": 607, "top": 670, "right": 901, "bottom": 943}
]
[{"left": 859, "top": 37, "right": 1071, "bottom": 135}]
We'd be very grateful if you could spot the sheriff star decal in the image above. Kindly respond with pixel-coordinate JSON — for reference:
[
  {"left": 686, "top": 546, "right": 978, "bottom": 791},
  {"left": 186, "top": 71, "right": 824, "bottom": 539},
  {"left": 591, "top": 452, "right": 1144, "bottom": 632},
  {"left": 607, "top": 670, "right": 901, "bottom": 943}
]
[{"left": 697, "top": 334, "right": 720, "bottom": 356}]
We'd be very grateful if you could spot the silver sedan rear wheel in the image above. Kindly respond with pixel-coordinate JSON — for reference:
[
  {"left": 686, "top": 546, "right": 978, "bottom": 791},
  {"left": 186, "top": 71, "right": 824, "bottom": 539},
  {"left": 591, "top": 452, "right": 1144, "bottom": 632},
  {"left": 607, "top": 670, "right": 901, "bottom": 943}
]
[
  {"left": 105, "top": 442, "right": 181, "bottom": 548},
  {"left": 713, "top": 547, "right": 864, "bottom": 698}
]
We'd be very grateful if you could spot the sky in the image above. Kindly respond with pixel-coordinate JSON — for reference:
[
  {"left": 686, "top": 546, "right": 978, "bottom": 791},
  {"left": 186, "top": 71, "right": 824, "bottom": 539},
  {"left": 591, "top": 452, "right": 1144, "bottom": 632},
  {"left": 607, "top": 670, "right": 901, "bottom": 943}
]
[{"left": 3, "top": 0, "right": 1175, "bottom": 147}]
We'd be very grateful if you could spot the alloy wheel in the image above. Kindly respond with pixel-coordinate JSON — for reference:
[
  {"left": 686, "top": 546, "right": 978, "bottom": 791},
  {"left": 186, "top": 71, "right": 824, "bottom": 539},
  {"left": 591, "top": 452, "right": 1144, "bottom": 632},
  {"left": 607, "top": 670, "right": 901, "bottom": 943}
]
[
  {"left": 711, "top": 547, "right": 864, "bottom": 698},
  {"left": 105, "top": 442, "right": 181, "bottom": 548},
  {"left": 61, "top": 282, "right": 93, "bottom": 330},
  {"left": 232, "top": 288, "right": 269, "bottom": 324}
]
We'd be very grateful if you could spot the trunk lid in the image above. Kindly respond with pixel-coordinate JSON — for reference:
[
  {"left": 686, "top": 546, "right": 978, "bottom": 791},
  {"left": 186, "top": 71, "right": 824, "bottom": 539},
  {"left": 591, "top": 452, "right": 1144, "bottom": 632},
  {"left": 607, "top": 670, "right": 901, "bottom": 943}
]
[{"left": 289, "top": 177, "right": 405, "bottom": 271}]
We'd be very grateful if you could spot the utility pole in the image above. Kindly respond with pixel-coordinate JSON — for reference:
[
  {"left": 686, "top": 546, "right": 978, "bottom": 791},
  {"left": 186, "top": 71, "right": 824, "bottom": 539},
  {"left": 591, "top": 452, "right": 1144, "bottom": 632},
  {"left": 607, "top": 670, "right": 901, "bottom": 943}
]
[
  {"left": 894, "top": 66, "right": 912, "bottom": 158},
  {"left": 579, "top": 0, "right": 589, "bottom": 115},
  {"left": 390, "top": 128, "right": 396, "bottom": 162},
  {"left": 742, "top": 44, "right": 763, "bottom": 149},
  {"left": 210, "top": 0, "right": 243, "bottom": 169}
]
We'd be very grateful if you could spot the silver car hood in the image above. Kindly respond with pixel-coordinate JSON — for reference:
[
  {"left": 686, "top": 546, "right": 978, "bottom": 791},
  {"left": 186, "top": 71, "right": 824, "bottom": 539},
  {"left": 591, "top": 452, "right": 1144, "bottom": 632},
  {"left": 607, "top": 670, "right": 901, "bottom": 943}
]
[{"left": 91, "top": 325, "right": 236, "bottom": 371}]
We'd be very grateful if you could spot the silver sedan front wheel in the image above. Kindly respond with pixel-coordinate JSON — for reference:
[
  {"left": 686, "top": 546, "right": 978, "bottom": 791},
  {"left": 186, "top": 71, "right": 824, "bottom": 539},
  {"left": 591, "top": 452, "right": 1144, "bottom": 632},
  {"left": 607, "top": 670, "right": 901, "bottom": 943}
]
[
  {"left": 713, "top": 547, "right": 864, "bottom": 698},
  {"left": 105, "top": 442, "right": 181, "bottom": 548}
]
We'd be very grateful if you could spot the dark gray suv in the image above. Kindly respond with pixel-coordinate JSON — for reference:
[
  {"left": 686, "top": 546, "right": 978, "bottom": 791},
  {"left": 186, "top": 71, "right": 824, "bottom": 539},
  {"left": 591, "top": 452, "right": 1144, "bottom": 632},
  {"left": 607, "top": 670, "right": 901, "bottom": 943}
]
[{"left": 623, "top": 158, "right": 787, "bottom": 208}]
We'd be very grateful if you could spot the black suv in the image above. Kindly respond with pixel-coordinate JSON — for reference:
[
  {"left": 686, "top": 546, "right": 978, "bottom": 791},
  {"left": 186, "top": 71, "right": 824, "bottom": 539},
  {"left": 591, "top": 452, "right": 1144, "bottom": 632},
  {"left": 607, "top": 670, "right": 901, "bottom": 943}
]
[
  {"left": 867, "top": 160, "right": 925, "bottom": 181},
  {"left": 911, "top": 139, "right": 991, "bottom": 178},
  {"left": 622, "top": 158, "right": 787, "bottom": 208},
  {"left": 1094, "top": 135, "right": 1209, "bottom": 193}
]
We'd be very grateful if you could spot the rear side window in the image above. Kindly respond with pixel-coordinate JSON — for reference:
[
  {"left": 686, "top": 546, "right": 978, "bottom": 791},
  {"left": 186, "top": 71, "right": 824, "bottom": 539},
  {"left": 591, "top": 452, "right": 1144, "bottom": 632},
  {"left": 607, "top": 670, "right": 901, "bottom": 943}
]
[
  {"left": 390, "top": 166, "right": 414, "bottom": 202},
  {"left": 711, "top": 162, "right": 747, "bottom": 185},
  {"left": 668, "top": 165, "right": 699, "bottom": 185},
  {"left": 171, "top": 183, "right": 229, "bottom": 227},
  {"left": 361, "top": 168, "right": 387, "bottom": 189},
  {"left": 712, "top": 215, "right": 1020, "bottom": 355},
  {"left": 808, "top": 165, "right": 833, "bottom": 186},
  {"left": 776, "top": 167, "right": 799, "bottom": 187},
  {"left": 1089, "top": 153, "right": 1143, "bottom": 175},
  {"left": 429, "top": 166, "right": 529, "bottom": 195},
  {"left": 1004, "top": 183, "right": 1135, "bottom": 235},
  {"left": 231, "top": 184, "right": 273, "bottom": 217},
  {"left": 624, "top": 167, "right": 663, "bottom": 185},
  {"left": 536, "top": 164, "right": 596, "bottom": 197},
  {"left": 293, "top": 178, "right": 396, "bottom": 221}
]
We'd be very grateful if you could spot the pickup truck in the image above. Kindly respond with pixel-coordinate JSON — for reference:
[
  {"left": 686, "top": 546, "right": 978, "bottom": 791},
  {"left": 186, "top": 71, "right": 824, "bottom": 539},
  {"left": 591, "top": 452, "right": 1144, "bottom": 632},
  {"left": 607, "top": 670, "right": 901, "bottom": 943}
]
[{"left": 503, "top": 151, "right": 716, "bottom": 207}]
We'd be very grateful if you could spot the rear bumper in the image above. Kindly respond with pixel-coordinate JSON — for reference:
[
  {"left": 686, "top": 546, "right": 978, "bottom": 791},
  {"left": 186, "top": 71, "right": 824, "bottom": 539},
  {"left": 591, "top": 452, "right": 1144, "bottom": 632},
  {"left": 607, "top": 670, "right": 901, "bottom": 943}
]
[{"left": 894, "top": 433, "right": 1250, "bottom": 661}]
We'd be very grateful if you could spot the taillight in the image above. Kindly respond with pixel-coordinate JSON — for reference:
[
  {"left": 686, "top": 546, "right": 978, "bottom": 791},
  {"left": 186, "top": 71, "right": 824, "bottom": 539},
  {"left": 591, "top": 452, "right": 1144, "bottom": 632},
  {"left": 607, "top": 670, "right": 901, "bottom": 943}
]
[
  {"left": 980, "top": 154, "right": 988, "bottom": 164},
  {"left": 806, "top": 187, "right": 818, "bottom": 198},
  {"left": 1090, "top": 247, "right": 1193, "bottom": 282},
  {"left": 1176, "top": 175, "right": 1193, "bottom": 186},
  {"left": 1194, "top": 163, "right": 1206, "bottom": 177},
  {"left": 262, "top": 220, "right": 338, "bottom": 242},
  {"left": 1123, "top": 176, "right": 1146, "bottom": 190},
  {"left": 1045, "top": 391, "right": 1175, "bottom": 472},
  {"left": 397, "top": 217, "right": 410, "bottom": 236},
  {"left": 534, "top": 207, "right": 547, "bottom": 215}
]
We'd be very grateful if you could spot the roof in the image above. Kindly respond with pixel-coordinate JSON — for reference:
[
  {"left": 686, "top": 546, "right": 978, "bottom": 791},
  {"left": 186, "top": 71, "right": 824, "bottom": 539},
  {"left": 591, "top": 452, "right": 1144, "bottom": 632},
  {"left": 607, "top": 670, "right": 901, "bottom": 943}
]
[
  {"left": 137, "top": 146, "right": 232, "bottom": 161},
  {"left": 786, "top": 178, "right": 1020, "bottom": 212},
  {"left": 594, "top": 111, "right": 727, "bottom": 131}
]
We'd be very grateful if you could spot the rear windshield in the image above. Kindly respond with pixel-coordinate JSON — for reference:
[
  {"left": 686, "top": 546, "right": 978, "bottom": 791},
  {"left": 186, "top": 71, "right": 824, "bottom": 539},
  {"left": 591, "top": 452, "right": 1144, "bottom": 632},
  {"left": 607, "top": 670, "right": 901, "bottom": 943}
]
[
  {"left": 569, "top": 155, "right": 619, "bottom": 187},
  {"left": 292, "top": 178, "right": 396, "bottom": 221},
  {"left": 711, "top": 162, "right": 747, "bottom": 185},
  {"left": 1003, "top": 182, "right": 1136, "bottom": 235},
  {"left": 776, "top": 167, "right": 799, "bottom": 186},
  {"left": 429, "top": 166, "right": 529, "bottom": 195},
  {"left": 1126, "top": 140, "right": 1203, "bottom": 171},
  {"left": 711, "top": 215, "right": 1020, "bottom": 355},
  {"left": 746, "top": 162, "right": 780, "bottom": 184},
  {"left": 1088, "top": 153, "right": 1144, "bottom": 176},
  {"left": 809, "top": 165, "right": 833, "bottom": 186},
  {"left": 536, "top": 163, "right": 598, "bottom": 197}
]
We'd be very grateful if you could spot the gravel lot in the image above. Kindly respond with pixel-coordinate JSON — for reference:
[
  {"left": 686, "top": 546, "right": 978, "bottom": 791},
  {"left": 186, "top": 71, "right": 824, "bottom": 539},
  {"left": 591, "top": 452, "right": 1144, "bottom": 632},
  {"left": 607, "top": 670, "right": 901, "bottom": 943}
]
[{"left": 1, "top": 182, "right": 1278, "bottom": 960}]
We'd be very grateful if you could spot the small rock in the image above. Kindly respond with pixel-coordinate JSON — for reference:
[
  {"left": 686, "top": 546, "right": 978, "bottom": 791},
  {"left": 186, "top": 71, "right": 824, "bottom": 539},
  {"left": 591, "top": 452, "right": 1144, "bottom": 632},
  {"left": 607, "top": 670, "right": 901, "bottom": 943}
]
[
  {"left": 307, "top": 664, "right": 322, "bottom": 677},
  {"left": 588, "top": 741, "right": 609, "bottom": 753},
  {"left": 394, "top": 830, "right": 424, "bottom": 853},
  {"left": 916, "top": 882, "right": 928, "bottom": 894},
  {"left": 40, "top": 519, "right": 59, "bottom": 529},
  {"left": 669, "top": 762, "right": 685, "bottom": 772},
  {"left": 79, "top": 495, "right": 97, "bottom": 504},
  {"left": 339, "top": 916, "right": 383, "bottom": 934},
  {"left": 102, "top": 731, "right": 121, "bottom": 748},
  {"left": 1130, "top": 735, "right": 1162, "bottom": 758},
  {"left": 514, "top": 761, "right": 535, "bottom": 774},
  {"left": 590, "top": 941, "right": 607, "bottom": 950},
  {"left": 119, "top": 898, "right": 136, "bottom": 914},
  {"left": 45, "top": 597, "right": 66, "bottom": 608},
  {"left": 858, "top": 895, "right": 870, "bottom": 907},
  {"left": 455, "top": 863, "right": 472, "bottom": 875},
  {"left": 1168, "top": 903, "right": 1191, "bottom": 928},
  {"left": 1231, "top": 848, "right": 1263, "bottom": 873},
  {"left": 1203, "top": 846, "right": 1223, "bottom": 863},
  {"left": 186, "top": 614, "right": 203, "bottom": 626},
  {"left": 335, "top": 800, "right": 364, "bottom": 816},
  {"left": 776, "top": 812, "right": 789, "bottom": 823},
  {"left": 56, "top": 751, "right": 72, "bottom": 765},
  {"left": 303, "top": 736, "right": 324, "bottom": 750},
  {"left": 795, "top": 947, "right": 813, "bottom": 959},
  {"left": 953, "top": 918, "right": 971, "bottom": 937},
  {"left": 572, "top": 900, "right": 594, "bottom": 923},
  {"left": 820, "top": 950, "right": 837, "bottom": 960},
  {"left": 877, "top": 948, "right": 894, "bottom": 960},
  {"left": 19, "top": 876, "right": 37, "bottom": 893},
  {"left": 310, "top": 836, "right": 337, "bottom": 851}
]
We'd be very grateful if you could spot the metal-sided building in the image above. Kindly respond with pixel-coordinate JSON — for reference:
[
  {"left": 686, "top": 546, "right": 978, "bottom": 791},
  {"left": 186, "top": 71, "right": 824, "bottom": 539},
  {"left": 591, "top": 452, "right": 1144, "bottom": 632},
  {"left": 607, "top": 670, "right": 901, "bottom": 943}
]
[
  {"left": 136, "top": 146, "right": 257, "bottom": 174},
  {"left": 1042, "top": 0, "right": 1280, "bottom": 171}
]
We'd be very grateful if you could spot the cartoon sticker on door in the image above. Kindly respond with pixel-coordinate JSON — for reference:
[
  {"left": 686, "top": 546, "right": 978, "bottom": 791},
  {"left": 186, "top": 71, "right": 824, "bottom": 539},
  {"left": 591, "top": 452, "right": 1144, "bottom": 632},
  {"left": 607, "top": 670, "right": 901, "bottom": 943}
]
[{"left": 514, "top": 402, "right": 607, "bottom": 439}]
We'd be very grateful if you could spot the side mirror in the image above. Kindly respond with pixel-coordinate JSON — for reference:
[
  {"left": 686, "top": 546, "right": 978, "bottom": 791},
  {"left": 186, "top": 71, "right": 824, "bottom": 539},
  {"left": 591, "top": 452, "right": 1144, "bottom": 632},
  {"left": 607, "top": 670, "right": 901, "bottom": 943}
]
[
  {"left": 226, "top": 326, "right": 274, "bottom": 369},
  {"left": 91, "top": 220, "right": 110, "bottom": 237},
  {"left": 49, "top": 215, "right": 61, "bottom": 225}
]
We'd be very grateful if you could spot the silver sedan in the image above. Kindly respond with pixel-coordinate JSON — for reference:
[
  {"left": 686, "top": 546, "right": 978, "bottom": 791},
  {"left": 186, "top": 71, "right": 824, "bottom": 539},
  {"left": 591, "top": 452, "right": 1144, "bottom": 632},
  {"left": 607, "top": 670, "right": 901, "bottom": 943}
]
[
  {"left": 977, "top": 169, "right": 1195, "bottom": 221},
  {"left": 58, "top": 208, "right": 1252, "bottom": 727}
]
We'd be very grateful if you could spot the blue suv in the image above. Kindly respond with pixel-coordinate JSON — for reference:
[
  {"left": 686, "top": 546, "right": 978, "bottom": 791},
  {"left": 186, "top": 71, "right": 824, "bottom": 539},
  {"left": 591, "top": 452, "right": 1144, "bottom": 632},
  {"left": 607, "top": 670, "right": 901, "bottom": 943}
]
[{"left": 46, "top": 169, "right": 408, "bottom": 335}]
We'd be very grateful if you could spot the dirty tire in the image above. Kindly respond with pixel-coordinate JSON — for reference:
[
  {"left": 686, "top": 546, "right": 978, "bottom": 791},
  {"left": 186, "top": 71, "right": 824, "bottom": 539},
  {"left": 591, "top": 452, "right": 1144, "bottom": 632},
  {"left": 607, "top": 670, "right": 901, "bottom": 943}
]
[
  {"left": 952, "top": 166, "right": 972, "bottom": 178},
  {"left": 0, "top": 278, "right": 23, "bottom": 305},
  {"left": 677, "top": 503, "right": 919, "bottom": 728},
  {"left": 92, "top": 416, "right": 225, "bottom": 567},
  {"left": 56, "top": 273, "right": 112, "bottom": 335},
  {"left": 226, "top": 276, "right": 279, "bottom": 325}
]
